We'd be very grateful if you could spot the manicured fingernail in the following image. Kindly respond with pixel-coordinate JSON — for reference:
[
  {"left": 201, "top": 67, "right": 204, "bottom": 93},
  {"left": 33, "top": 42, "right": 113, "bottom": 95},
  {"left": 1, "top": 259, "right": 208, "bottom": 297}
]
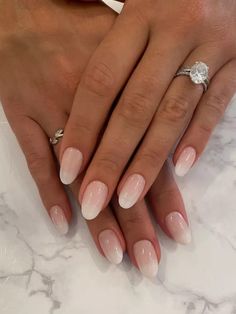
[
  {"left": 118, "top": 174, "right": 145, "bottom": 209},
  {"left": 175, "top": 147, "right": 196, "bottom": 177},
  {"left": 133, "top": 240, "right": 158, "bottom": 278},
  {"left": 81, "top": 181, "right": 108, "bottom": 220},
  {"left": 99, "top": 229, "right": 123, "bottom": 264},
  {"left": 60, "top": 147, "right": 83, "bottom": 185},
  {"left": 165, "top": 211, "right": 192, "bottom": 245},
  {"left": 50, "top": 205, "right": 69, "bottom": 235}
]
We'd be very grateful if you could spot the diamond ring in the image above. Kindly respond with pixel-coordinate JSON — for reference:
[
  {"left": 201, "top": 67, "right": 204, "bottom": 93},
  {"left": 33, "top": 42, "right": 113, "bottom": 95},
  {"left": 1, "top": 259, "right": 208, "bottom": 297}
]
[
  {"left": 50, "top": 128, "right": 64, "bottom": 145},
  {"left": 175, "top": 61, "right": 210, "bottom": 92}
]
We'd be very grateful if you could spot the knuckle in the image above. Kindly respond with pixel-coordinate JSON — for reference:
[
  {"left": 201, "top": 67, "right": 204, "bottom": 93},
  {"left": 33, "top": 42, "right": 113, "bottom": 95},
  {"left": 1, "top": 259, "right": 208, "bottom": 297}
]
[
  {"left": 159, "top": 95, "right": 190, "bottom": 123},
  {"left": 95, "top": 153, "right": 121, "bottom": 175},
  {"left": 136, "top": 149, "right": 163, "bottom": 170},
  {"left": 133, "top": 6, "right": 149, "bottom": 25},
  {"left": 119, "top": 92, "right": 154, "bottom": 128},
  {"left": 198, "top": 121, "right": 212, "bottom": 136},
  {"left": 204, "top": 94, "right": 227, "bottom": 120},
  {"left": 69, "top": 116, "right": 93, "bottom": 136},
  {"left": 125, "top": 1, "right": 150, "bottom": 26},
  {"left": 83, "top": 61, "right": 115, "bottom": 97},
  {"left": 27, "top": 152, "right": 52, "bottom": 182},
  {"left": 197, "top": 94, "right": 228, "bottom": 136},
  {"left": 174, "top": 2, "right": 207, "bottom": 36},
  {"left": 184, "top": 1, "right": 207, "bottom": 25}
]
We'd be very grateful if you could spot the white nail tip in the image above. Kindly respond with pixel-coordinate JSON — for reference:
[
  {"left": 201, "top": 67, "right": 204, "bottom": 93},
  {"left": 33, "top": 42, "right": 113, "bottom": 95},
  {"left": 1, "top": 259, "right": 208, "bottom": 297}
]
[
  {"left": 118, "top": 174, "right": 145, "bottom": 209},
  {"left": 133, "top": 240, "right": 159, "bottom": 278},
  {"left": 50, "top": 206, "right": 69, "bottom": 235},
  {"left": 81, "top": 181, "right": 108, "bottom": 220},
  {"left": 118, "top": 197, "right": 134, "bottom": 209},
  {"left": 81, "top": 205, "right": 102, "bottom": 221},
  {"left": 175, "top": 147, "right": 196, "bottom": 177},
  {"left": 60, "top": 148, "right": 83, "bottom": 185},
  {"left": 140, "top": 263, "right": 159, "bottom": 279},
  {"left": 60, "top": 171, "right": 74, "bottom": 185},
  {"left": 165, "top": 211, "right": 192, "bottom": 245},
  {"left": 99, "top": 230, "right": 123, "bottom": 265}
]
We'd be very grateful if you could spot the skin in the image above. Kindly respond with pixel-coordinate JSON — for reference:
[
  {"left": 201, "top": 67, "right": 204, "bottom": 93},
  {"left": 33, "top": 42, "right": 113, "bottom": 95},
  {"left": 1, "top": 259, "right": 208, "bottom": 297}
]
[
  {"left": 0, "top": 0, "right": 188, "bottom": 274},
  {"left": 60, "top": 0, "right": 236, "bottom": 217}
]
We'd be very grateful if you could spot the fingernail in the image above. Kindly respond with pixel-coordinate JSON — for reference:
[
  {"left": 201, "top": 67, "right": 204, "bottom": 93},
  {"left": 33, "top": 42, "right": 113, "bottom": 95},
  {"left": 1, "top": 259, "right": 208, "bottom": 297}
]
[
  {"left": 50, "top": 205, "right": 69, "bottom": 235},
  {"left": 133, "top": 240, "right": 158, "bottom": 278},
  {"left": 165, "top": 211, "right": 192, "bottom": 245},
  {"left": 99, "top": 229, "right": 123, "bottom": 264},
  {"left": 118, "top": 174, "right": 145, "bottom": 209},
  {"left": 175, "top": 147, "right": 196, "bottom": 177},
  {"left": 60, "top": 147, "right": 83, "bottom": 185},
  {"left": 81, "top": 181, "right": 108, "bottom": 220}
]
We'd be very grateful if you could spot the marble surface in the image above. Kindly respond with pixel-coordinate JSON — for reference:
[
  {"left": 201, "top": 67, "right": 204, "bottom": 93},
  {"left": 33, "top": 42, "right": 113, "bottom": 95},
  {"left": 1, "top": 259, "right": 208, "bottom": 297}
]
[
  {"left": 1, "top": 2, "right": 236, "bottom": 314},
  {"left": 1, "top": 95, "right": 236, "bottom": 314}
]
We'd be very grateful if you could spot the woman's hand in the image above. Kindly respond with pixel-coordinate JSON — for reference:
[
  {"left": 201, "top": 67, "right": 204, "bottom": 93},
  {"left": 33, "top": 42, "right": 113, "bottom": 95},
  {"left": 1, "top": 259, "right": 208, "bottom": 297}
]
[
  {"left": 0, "top": 0, "right": 115, "bottom": 226},
  {"left": 0, "top": 1, "right": 190, "bottom": 277},
  {"left": 60, "top": 0, "right": 236, "bottom": 220}
]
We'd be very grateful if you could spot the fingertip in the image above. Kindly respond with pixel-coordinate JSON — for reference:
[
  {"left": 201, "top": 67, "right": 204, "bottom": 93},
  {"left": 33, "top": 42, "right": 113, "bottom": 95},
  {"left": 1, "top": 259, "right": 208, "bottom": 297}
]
[
  {"left": 50, "top": 205, "right": 70, "bottom": 236},
  {"left": 118, "top": 174, "right": 146, "bottom": 209},
  {"left": 165, "top": 211, "right": 192, "bottom": 245},
  {"left": 80, "top": 180, "right": 108, "bottom": 220},
  {"left": 59, "top": 147, "right": 83, "bottom": 185},
  {"left": 174, "top": 146, "right": 197, "bottom": 177},
  {"left": 98, "top": 229, "right": 124, "bottom": 264}
]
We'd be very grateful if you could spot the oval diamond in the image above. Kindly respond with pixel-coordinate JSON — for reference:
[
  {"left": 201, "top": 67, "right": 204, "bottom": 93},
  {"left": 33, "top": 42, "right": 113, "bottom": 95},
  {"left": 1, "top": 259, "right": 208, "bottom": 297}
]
[{"left": 190, "top": 62, "right": 209, "bottom": 84}]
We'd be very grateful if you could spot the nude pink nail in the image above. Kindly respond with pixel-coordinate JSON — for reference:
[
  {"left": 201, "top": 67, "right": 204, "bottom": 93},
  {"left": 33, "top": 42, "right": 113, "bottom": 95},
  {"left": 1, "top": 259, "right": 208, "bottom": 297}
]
[
  {"left": 60, "top": 147, "right": 83, "bottom": 185},
  {"left": 50, "top": 205, "right": 69, "bottom": 235},
  {"left": 165, "top": 211, "right": 192, "bottom": 245},
  {"left": 133, "top": 240, "right": 158, "bottom": 278},
  {"left": 81, "top": 181, "right": 108, "bottom": 220},
  {"left": 99, "top": 229, "right": 123, "bottom": 264},
  {"left": 175, "top": 147, "right": 196, "bottom": 177},
  {"left": 118, "top": 174, "right": 145, "bottom": 209}
]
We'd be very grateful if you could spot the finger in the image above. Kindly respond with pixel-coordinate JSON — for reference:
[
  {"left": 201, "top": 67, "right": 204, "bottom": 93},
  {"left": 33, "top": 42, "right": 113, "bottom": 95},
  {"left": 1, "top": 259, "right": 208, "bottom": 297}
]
[
  {"left": 59, "top": 8, "right": 149, "bottom": 185},
  {"left": 84, "top": 204, "right": 126, "bottom": 265},
  {"left": 79, "top": 35, "right": 190, "bottom": 219},
  {"left": 43, "top": 115, "right": 126, "bottom": 264},
  {"left": 112, "top": 196, "right": 160, "bottom": 278},
  {"left": 12, "top": 116, "right": 72, "bottom": 235},
  {"left": 173, "top": 59, "right": 236, "bottom": 176},
  {"left": 65, "top": 158, "right": 126, "bottom": 265},
  {"left": 117, "top": 46, "right": 228, "bottom": 209},
  {"left": 147, "top": 160, "right": 191, "bottom": 245}
]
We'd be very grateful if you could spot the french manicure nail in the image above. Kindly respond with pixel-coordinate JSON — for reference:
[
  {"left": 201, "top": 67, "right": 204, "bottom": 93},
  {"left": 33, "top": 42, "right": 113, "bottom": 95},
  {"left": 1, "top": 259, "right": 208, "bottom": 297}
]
[
  {"left": 133, "top": 240, "right": 158, "bottom": 278},
  {"left": 99, "top": 229, "right": 123, "bottom": 264},
  {"left": 50, "top": 205, "right": 69, "bottom": 235},
  {"left": 60, "top": 147, "right": 83, "bottom": 185},
  {"left": 118, "top": 174, "right": 145, "bottom": 209},
  {"left": 175, "top": 147, "right": 196, "bottom": 177},
  {"left": 165, "top": 211, "right": 192, "bottom": 245},
  {"left": 81, "top": 181, "right": 108, "bottom": 220}
]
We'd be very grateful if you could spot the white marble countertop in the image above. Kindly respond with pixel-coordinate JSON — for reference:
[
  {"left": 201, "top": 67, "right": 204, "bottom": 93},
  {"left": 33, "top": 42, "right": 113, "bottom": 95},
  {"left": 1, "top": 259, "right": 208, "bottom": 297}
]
[
  {"left": 1, "top": 93, "right": 236, "bottom": 314},
  {"left": 1, "top": 2, "right": 236, "bottom": 313}
]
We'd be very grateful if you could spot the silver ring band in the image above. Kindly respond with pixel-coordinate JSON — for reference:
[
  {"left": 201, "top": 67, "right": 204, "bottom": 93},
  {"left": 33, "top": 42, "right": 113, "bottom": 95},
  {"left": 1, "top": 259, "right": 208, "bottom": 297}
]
[
  {"left": 175, "top": 61, "right": 210, "bottom": 92},
  {"left": 50, "top": 128, "right": 64, "bottom": 145}
]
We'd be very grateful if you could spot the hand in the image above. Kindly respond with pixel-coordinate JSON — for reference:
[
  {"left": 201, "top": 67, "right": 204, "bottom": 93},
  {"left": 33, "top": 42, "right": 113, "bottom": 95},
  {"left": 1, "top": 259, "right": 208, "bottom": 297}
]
[
  {"left": 0, "top": 1, "right": 190, "bottom": 277},
  {"left": 60, "top": 0, "right": 236, "bottom": 220},
  {"left": 0, "top": 0, "right": 115, "bottom": 225}
]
